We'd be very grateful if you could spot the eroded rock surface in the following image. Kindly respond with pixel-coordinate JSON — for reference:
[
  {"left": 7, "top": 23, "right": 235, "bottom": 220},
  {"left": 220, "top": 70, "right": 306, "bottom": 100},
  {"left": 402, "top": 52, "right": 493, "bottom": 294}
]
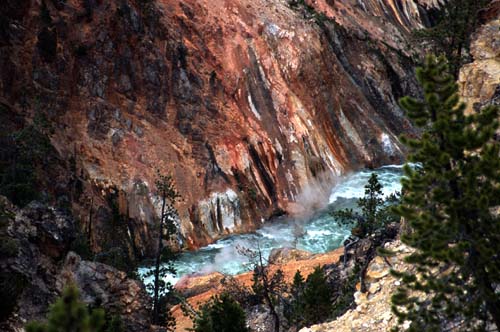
[
  {"left": 0, "top": 0, "right": 431, "bottom": 252},
  {"left": 0, "top": 198, "right": 151, "bottom": 332},
  {"left": 459, "top": 1, "right": 500, "bottom": 113}
]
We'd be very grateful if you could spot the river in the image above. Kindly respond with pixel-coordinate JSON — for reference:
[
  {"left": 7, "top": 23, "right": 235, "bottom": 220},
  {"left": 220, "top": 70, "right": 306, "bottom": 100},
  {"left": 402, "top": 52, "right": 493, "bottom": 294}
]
[{"left": 139, "top": 165, "right": 404, "bottom": 286}]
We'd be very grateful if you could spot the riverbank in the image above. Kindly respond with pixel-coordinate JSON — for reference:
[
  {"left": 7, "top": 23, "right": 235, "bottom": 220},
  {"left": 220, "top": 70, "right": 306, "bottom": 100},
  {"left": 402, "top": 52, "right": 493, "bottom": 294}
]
[
  {"left": 139, "top": 165, "right": 404, "bottom": 287},
  {"left": 172, "top": 247, "right": 345, "bottom": 331}
]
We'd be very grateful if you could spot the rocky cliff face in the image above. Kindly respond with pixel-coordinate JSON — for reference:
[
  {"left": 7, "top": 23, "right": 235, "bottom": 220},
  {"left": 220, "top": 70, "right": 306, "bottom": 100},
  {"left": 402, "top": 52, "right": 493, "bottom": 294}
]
[
  {"left": 0, "top": 0, "right": 432, "bottom": 253},
  {"left": 459, "top": 0, "right": 500, "bottom": 114},
  {"left": 0, "top": 198, "right": 151, "bottom": 332}
]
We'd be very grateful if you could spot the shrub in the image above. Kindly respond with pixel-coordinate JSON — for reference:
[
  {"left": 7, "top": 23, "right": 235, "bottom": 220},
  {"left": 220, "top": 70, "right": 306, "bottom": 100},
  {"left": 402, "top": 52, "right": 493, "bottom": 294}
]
[
  {"left": 192, "top": 293, "right": 249, "bottom": 332},
  {"left": 26, "top": 285, "right": 105, "bottom": 332}
]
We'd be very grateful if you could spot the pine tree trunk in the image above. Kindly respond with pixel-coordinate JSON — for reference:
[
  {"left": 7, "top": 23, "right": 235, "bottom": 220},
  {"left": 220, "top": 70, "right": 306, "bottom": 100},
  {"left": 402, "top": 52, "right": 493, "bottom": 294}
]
[
  {"left": 152, "top": 191, "right": 167, "bottom": 325},
  {"left": 258, "top": 249, "right": 280, "bottom": 332}
]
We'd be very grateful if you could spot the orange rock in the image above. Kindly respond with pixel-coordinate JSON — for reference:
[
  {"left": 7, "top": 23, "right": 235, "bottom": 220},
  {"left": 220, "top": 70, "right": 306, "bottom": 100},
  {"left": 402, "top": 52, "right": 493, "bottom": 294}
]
[{"left": 172, "top": 247, "right": 343, "bottom": 330}]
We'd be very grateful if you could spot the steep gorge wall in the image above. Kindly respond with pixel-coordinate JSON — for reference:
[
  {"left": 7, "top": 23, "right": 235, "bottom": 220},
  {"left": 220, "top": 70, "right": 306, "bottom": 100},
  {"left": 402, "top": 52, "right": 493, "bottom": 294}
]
[{"left": 0, "top": 0, "right": 432, "bottom": 254}]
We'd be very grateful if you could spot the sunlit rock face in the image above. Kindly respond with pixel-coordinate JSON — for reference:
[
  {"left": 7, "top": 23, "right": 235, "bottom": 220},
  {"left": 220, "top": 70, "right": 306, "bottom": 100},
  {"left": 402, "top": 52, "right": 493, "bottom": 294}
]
[
  {"left": 459, "top": 1, "right": 500, "bottom": 114},
  {"left": 0, "top": 0, "right": 431, "bottom": 252}
]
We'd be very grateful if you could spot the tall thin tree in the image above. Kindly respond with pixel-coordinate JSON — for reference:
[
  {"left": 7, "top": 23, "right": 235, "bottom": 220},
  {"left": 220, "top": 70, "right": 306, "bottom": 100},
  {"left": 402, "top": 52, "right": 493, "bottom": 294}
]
[{"left": 148, "top": 171, "right": 180, "bottom": 328}]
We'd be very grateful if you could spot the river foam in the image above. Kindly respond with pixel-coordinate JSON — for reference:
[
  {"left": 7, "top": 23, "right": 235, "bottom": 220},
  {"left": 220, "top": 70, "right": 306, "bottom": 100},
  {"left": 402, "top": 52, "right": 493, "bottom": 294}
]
[{"left": 139, "top": 165, "right": 404, "bottom": 286}]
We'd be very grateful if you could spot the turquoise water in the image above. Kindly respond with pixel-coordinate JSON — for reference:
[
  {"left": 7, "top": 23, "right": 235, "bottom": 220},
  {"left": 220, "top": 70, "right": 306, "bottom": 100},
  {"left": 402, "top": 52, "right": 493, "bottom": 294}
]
[{"left": 139, "top": 165, "right": 404, "bottom": 285}]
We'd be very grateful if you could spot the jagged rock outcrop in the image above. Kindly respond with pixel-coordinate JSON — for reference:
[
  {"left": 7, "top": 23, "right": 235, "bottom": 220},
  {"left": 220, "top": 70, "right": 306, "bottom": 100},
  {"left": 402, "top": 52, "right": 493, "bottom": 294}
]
[
  {"left": 0, "top": 0, "right": 433, "bottom": 252},
  {"left": 0, "top": 198, "right": 151, "bottom": 332},
  {"left": 459, "top": 1, "right": 500, "bottom": 114},
  {"left": 299, "top": 240, "right": 414, "bottom": 332},
  {"left": 58, "top": 252, "right": 151, "bottom": 331}
]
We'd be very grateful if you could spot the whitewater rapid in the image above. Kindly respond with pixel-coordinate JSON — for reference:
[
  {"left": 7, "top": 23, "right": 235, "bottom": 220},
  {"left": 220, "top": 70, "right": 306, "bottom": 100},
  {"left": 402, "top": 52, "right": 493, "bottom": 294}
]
[{"left": 139, "top": 165, "right": 404, "bottom": 286}]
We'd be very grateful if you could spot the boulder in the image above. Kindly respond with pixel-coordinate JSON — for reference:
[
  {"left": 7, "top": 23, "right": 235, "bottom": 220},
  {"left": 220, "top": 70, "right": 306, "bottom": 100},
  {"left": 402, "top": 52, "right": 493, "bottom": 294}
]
[
  {"left": 58, "top": 252, "right": 151, "bottom": 331},
  {"left": 268, "top": 247, "right": 314, "bottom": 264},
  {"left": 0, "top": 198, "right": 153, "bottom": 332}
]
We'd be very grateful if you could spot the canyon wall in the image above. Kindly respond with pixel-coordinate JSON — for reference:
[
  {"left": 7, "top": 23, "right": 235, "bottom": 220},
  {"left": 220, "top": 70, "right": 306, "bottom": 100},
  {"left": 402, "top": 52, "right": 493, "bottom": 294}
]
[
  {"left": 459, "top": 1, "right": 500, "bottom": 114},
  {"left": 0, "top": 0, "right": 434, "bottom": 253}
]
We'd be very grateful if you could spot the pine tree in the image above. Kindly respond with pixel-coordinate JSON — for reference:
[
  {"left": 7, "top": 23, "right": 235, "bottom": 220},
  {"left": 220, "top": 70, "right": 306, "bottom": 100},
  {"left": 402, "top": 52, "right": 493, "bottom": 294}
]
[
  {"left": 302, "top": 266, "right": 333, "bottom": 325},
  {"left": 192, "top": 293, "right": 249, "bottom": 332},
  {"left": 332, "top": 173, "right": 400, "bottom": 238},
  {"left": 142, "top": 171, "right": 180, "bottom": 329},
  {"left": 391, "top": 54, "right": 500, "bottom": 331},
  {"left": 413, "top": 0, "right": 489, "bottom": 78},
  {"left": 26, "top": 285, "right": 105, "bottom": 332},
  {"left": 284, "top": 267, "right": 334, "bottom": 329},
  {"left": 284, "top": 270, "right": 306, "bottom": 330},
  {"left": 0, "top": 113, "right": 53, "bottom": 207},
  {"left": 238, "top": 244, "right": 287, "bottom": 332}
]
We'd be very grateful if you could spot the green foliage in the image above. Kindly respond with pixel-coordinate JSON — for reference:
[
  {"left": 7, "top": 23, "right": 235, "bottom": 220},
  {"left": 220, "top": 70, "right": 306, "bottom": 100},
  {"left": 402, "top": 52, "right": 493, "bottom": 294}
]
[
  {"left": 247, "top": 187, "right": 257, "bottom": 201},
  {"left": 251, "top": 266, "right": 287, "bottom": 306},
  {"left": 302, "top": 266, "right": 333, "bottom": 325},
  {"left": 413, "top": 0, "right": 489, "bottom": 77},
  {"left": 26, "top": 285, "right": 106, "bottom": 332},
  {"left": 141, "top": 171, "right": 180, "bottom": 328},
  {"left": 284, "top": 267, "right": 334, "bottom": 329},
  {"left": 105, "top": 315, "right": 124, "bottom": 332},
  {"left": 284, "top": 270, "right": 306, "bottom": 330},
  {"left": 331, "top": 173, "right": 400, "bottom": 238},
  {"left": 330, "top": 265, "right": 358, "bottom": 319},
  {"left": 192, "top": 293, "right": 249, "bottom": 332},
  {"left": 392, "top": 54, "right": 500, "bottom": 331}
]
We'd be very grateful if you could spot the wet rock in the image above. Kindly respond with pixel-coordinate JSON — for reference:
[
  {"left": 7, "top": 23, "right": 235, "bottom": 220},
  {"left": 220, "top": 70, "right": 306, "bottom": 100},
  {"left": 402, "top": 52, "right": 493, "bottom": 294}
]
[{"left": 195, "top": 189, "right": 242, "bottom": 236}]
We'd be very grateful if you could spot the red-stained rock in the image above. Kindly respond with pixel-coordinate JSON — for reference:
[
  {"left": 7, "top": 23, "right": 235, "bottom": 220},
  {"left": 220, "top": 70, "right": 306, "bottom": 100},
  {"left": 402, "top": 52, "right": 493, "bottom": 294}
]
[{"left": 0, "top": 0, "right": 430, "bottom": 254}]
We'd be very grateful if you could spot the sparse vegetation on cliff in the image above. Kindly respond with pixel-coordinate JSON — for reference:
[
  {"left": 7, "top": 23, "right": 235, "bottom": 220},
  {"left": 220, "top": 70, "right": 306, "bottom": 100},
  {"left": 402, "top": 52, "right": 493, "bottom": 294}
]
[{"left": 26, "top": 285, "right": 106, "bottom": 332}]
